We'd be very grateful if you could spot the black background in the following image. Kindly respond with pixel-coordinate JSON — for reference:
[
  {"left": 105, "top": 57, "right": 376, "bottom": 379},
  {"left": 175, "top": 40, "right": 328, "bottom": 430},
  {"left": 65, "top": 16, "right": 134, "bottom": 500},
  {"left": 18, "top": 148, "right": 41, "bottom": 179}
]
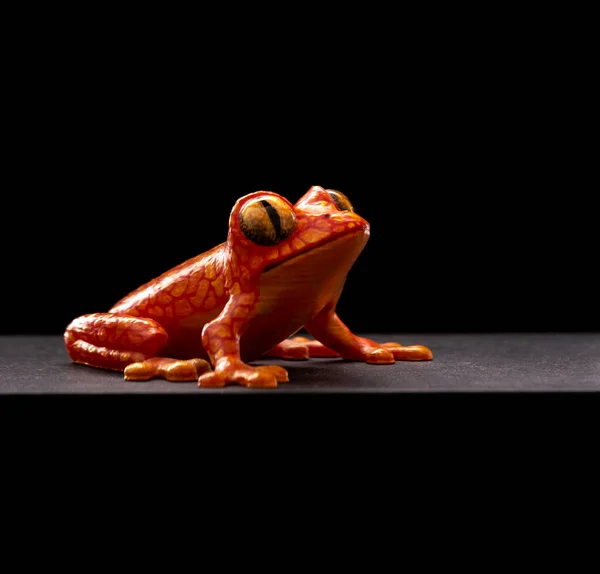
[{"left": 2, "top": 7, "right": 595, "bottom": 336}]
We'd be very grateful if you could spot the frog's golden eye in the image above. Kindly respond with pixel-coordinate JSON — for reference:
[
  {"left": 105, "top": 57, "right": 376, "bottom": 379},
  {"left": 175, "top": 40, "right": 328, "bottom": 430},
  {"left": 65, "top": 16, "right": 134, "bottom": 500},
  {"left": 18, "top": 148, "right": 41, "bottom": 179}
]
[
  {"left": 327, "top": 189, "right": 354, "bottom": 212},
  {"left": 238, "top": 196, "right": 297, "bottom": 246}
]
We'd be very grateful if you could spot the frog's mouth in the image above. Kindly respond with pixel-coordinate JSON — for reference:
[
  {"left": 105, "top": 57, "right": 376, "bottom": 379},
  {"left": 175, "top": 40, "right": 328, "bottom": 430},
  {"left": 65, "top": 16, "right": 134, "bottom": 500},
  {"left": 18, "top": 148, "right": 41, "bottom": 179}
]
[{"left": 262, "top": 228, "right": 369, "bottom": 275}]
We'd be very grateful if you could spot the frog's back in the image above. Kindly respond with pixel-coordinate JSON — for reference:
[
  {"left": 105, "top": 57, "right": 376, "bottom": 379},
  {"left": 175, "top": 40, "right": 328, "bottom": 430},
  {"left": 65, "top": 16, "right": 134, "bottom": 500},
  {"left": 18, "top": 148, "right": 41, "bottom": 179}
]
[{"left": 110, "top": 244, "right": 230, "bottom": 356}]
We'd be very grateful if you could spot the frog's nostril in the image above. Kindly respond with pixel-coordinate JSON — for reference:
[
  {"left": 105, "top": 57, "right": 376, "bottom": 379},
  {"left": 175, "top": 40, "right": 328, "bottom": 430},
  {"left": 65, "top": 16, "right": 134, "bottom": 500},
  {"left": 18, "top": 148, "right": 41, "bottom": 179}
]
[{"left": 324, "top": 213, "right": 331, "bottom": 219}]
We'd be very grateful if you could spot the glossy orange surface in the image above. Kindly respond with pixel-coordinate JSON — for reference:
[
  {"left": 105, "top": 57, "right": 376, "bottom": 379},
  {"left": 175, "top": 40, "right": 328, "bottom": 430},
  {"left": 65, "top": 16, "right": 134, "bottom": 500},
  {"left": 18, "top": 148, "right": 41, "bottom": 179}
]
[{"left": 65, "top": 186, "right": 432, "bottom": 387}]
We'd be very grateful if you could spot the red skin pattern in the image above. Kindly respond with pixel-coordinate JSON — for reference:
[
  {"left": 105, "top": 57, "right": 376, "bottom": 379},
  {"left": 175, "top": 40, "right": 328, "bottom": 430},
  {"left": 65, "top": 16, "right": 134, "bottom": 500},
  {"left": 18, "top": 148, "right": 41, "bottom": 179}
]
[{"left": 65, "top": 186, "right": 432, "bottom": 388}]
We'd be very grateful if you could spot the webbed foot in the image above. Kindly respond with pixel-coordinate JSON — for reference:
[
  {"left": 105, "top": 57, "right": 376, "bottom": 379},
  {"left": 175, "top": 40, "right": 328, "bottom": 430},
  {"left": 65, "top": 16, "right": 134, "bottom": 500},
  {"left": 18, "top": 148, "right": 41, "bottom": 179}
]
[{"left": 197, "top": 359, "right": 289, "bottom": 388}]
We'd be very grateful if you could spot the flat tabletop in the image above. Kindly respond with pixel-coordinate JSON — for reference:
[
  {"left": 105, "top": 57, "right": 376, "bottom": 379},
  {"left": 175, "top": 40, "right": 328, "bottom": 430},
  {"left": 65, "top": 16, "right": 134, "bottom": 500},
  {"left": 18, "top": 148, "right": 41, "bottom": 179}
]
[{"left": 1, "top": 333, "right": 599, "bottom": 393}]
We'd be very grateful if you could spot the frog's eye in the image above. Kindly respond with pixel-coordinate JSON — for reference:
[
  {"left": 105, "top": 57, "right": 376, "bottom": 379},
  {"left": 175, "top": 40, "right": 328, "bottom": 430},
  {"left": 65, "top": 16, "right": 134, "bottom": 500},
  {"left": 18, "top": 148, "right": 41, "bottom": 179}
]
[
  {"left": 238, "top": 196, "right": 297, "bottom": 246},
  {"left": 327, "top": 189, "right": 354, "bottom": 212}
]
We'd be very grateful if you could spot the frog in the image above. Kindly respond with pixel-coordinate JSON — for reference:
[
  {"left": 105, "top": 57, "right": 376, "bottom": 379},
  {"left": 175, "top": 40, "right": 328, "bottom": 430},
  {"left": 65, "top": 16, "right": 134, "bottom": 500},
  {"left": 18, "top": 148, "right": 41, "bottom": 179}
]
[{"left": 64, "top": 186, "right": 432, "bottom": 388}]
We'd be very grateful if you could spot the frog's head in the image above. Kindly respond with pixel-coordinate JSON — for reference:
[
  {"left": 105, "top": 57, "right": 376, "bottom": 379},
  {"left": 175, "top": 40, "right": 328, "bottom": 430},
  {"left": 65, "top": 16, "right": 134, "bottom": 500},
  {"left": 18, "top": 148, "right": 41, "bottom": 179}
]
[{"left": 227, "top": 185, "right": 370, "bottom": 276}]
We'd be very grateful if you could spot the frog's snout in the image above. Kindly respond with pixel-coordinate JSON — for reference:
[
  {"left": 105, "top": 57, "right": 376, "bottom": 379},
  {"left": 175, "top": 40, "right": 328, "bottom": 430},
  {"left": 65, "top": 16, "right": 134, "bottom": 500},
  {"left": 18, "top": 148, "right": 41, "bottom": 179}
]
[{"left": 327, "top": 210, "right": 370, "bottom": 233}]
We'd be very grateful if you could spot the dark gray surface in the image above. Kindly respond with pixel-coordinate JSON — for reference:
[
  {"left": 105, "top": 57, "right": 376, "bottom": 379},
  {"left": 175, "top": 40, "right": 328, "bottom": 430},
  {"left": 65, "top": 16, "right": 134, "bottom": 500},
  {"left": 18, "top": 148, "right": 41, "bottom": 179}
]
[{"left": 0, "top": 333, "right": 599, "bottom": 393}]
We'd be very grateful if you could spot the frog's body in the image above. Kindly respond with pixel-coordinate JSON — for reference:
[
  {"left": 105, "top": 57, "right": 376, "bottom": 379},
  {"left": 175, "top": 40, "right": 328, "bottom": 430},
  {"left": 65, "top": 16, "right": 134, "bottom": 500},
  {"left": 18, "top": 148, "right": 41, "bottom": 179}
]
[{"left": 65, "top": 186, "right": 432, "bottom": 388}]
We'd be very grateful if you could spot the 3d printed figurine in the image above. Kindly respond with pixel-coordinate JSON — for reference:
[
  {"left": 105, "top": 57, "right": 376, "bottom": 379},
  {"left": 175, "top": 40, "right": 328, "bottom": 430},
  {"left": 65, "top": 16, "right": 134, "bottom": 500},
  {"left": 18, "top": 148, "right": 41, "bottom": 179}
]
[{"left": 65, "top": 186, "right": 432, "bottom": 388}]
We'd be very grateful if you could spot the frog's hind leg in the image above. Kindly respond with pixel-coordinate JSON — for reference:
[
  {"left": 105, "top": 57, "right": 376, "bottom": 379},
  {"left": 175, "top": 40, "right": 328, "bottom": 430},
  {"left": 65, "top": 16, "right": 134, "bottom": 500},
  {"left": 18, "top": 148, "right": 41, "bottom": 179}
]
[
  {"left": 265, "top": 336, "right": 341, "bottom": 360},
  {"left": 65, "top": 313, "right": 165, "bottom": 371},
  {"left": 64, "top": 313, "right": 211, "bottom": 382}
]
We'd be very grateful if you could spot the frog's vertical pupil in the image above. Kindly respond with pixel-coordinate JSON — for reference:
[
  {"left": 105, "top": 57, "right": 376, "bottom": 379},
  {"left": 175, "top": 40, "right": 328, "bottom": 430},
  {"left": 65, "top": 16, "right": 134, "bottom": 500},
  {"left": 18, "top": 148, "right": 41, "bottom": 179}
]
[
  {"left": 260, "top": 199, "right": 282, "bottom": 240},
  {"left": 238, "top": 196, "right": 296, "bottom": 246}
]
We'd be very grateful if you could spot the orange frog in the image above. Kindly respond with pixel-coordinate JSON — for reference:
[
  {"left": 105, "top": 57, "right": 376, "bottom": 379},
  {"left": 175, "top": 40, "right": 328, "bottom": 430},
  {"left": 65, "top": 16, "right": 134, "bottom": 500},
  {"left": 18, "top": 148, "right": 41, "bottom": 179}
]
[{"left": 65, "top": 186, "right": 432, "bottom": 388}]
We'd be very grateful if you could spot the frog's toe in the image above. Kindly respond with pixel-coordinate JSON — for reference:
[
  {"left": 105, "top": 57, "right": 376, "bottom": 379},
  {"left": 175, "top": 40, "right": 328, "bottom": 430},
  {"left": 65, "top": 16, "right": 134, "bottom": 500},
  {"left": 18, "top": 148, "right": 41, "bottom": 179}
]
[
  {"left": 265, "top": 339, "right": 310, "bottom": 360},
  {"left": 256, "top": 365, "right": 289, "bottom": 383},
  {"left": 384, "top": 344, "right": 433, "bottom": 361},
  {"left": 164, "top": 359, "right": 211, "bottom": 382},
  {"left": 124, "top": 361, "right": 155, "bottom": 381},
  {"left": 197, "top": 371, "right": 228, "bottom": 387},
  {"left": 364, "top": 347, "right": 396, "bottom": 365},
  {"left": 125, "top": 357, "right": 213, "bottom": 382},
  {"left": 188, "top": 358, "right": 213, "bottom": 376},
  {"left": 244, "top": 371, "right": 279, "bottom": 388}
]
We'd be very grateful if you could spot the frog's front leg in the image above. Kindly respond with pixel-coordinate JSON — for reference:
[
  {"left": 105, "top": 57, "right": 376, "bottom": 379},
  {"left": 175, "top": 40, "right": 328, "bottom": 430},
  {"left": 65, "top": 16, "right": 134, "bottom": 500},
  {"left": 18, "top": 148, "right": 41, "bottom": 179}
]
[
  {"left": 197, "top": 293, "right": 289, "bottom": 388},
  {"left": 64, "top": 313, "right": 211, "bottom": 381},
  {"left": 304, "top": 304, "right": 433, "bottom": 363}
]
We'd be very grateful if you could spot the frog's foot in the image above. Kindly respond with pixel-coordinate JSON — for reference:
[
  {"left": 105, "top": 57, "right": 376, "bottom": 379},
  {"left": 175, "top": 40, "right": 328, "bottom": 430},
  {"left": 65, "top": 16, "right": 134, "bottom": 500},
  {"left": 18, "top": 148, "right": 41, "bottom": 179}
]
[
  {"left": 197, "top": 358, "right": 289, "bottom": 389},
  {"left": 124, "top": 357, "right": 212, "bottom": 382},
  {"left": 359, "top": 338, "right": 433, "bottom": 363},
  {"left": 304, "top": 308, "right": 433, "bottom": 365},
  {"left": 265, "top": 336, "right": 340, "bottom": 360}
]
